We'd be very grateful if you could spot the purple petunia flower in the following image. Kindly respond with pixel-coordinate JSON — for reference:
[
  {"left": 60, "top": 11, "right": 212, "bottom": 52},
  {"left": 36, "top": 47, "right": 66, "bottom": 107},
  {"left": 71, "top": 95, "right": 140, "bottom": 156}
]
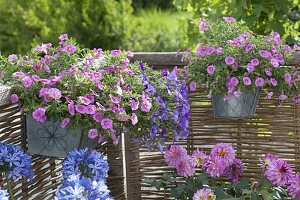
[
  {"left": 110, "top": 50, "right": 122, "bottom": 56},
  {"left": 61, "top": 118, "right": 70, "bottom": 128},
  {"left": 199, "top": 19, "right": 208, "bottom": 31},
  {"left": 251, "top": 58, "right": 259, "bottom": 66},
  {"left": 193, "top": 188, "right": 216, "bottom": 200},
  {"left": 259, "top": 50, "right": 271, "bottom": 58},
  {"left": 68, "top": 102, "right": 75, "bottom": 116},
  {"left": 271, "top": 58, "right": 279, "bottom": 68},
  {"left": 176, "top": 155, "right": 196, "bottom": 177},
  {"left": 164, "top": 145, "right": 187, "bottom": 167},
  {"left": 78, "top": 96, "right": 91, "bottom": 105},
  {"left": 10, "top": 94, "right": 19, "bottom": 104},
  {"left": 246, "top": 63, "right": 255, "bottom": 73},
  {"left": 270, "top": 78, "right": 277, "bottom": 86},
  {"left": 216, "top": 47, "right": 222, "bottom": 55},
  {"left": 75, "top": 104, "right": 87, "bottom": 114},
  {"left": 48, "top": 88, "right": 61, "bottom": 100},
  {"left": 225, "top": 56, "right": 235, "bottom": 65},
  {"left": 8, "top": 54, "right": 18, "bottom": 61},
  {"left": 63, "top": 45, "right": 76, "bottom": 54},
  {"left": 243, "top": 77, "right": 252, "bottom": 86},
  {"left": 207, "top": 65, "right": 216, "bottom": 75},
  {"left": 141, "top": 99, "right": 152, "bottom": 112},
  {"left": 284, "top": 44, "right": 292, "bottom": 52},
  {"left": 255, "top": 77, "right": 264, "bottom": 87},
  {"left": 131, "top": 113, "right": 138, "bottom": 125},
  {"left": 266, "top": 92, "right": 274, "bottom": 99},
  {"left": 288, "top": 174, "right": 300, "bottom": 199},
  {"left": 206, "top": 47, "right": 215, "bottom": 56},
  {"left": 58, "top": 34, "right": 68, "bottom": 41},
  {"left": 264, "top": 68, "right": 272, "bottom": 76},
  {"left": 22, "top": 76, "right": 33, "bottom": 88},
  {"left": 92, "top": 112, "right": 102, "bottom": 123},
  {"left": 109, "top": 94, "right": 120, "bottom": 104},
  {"left": 130, "top": 100, "right": 139, "bottom": 111},
  {"left": 192, "top": 148, "right": 207, "bottom": 167},
  {"left": 265, "top": 159, "right": 293, "bottom": 186},
  {"left": 244, "top": 43, "right": 254, "bottom": 52},
  {"left": 279, "top": 94, "right": 287, "bottom": 100},
  {"left": 211, "top": 143, "right": 235, "bottom": 167},
  {"left": 88, "top": 129, "right": 98, "bottom": 139},
  {"left": 224, "top": 158, "right": 243, "bottom": 183},
  {"left": 32, "top": 107, "right": 47, "bottom": 123},
  {"left": 284, "top": 73, "right": 292, "bottom": 84},
  {"left": 223, "top": 16, "right": 236, "bottom": 22},
  {"left": 230, "top": 77, "right": 239, "bottom": 86},
  {"left": 86, "top": 105, "right": 96, "bottom": 115},
  {"left": 189, "top": 82, "right": 197, "bottom": 91},
  {"left": 233, "top": 90, "right": 241, "bottom": 97},
  {"left": 101, "top": 118, "right": 113, "bottom": 130},
  {"left": 203, "top": 155, "right": 225, "bottom": 178}
]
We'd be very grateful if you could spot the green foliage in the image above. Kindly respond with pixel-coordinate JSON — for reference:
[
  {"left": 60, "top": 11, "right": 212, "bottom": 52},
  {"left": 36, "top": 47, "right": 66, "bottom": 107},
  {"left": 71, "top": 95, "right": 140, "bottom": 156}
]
[
  {"left": 132, "top": 0, "right": 175, "bottom": 11},
  {"left": 123, "top": 9, "right": 186, "bottom": 52},
  {"left": 0, "top": 0, "right": 132, "bottom": 55},
  {"left": 145, "top": 172, "right": 289, "bottom": 199},
  {"left": 173, "top": 0, "right": 300, "bottom": 46}
]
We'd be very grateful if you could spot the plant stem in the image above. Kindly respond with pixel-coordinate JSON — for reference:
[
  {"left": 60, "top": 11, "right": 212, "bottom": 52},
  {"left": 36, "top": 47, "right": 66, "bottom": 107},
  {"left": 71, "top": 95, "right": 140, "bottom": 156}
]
[{"left": 5, "top": 173, "right": 14, "bottom": 200}]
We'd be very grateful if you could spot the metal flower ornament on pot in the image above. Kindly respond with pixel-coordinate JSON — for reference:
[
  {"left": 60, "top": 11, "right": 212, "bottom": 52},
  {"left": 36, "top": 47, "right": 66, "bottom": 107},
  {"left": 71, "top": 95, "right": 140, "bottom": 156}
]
[
  {"left": 185, "top": 17, "right": 300, "bottom": 119},
  {"left": 0, "top": 34, "right": 190, "bottom": 157}
]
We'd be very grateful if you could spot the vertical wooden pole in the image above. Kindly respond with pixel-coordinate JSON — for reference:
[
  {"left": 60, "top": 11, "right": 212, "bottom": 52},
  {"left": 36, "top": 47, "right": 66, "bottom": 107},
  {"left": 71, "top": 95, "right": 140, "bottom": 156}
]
[
  {"left": 124, "top": 132, "right": 141, "bottom": 200},
  {"left": 106, "top": 138, "right": 125, "bottom": 199}
]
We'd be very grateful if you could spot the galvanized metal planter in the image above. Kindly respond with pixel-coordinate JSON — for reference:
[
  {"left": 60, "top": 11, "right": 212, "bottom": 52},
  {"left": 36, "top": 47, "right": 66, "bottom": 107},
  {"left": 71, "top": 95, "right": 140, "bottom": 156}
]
[
  {"left": 0, "top": 85, "right": 12, "bottom": 106},
  {"left": 25, "top": 114, "right": 98, "bottom": 158},
  {"left": 212, "top": 90, "right": 260, "bottom": 119}
]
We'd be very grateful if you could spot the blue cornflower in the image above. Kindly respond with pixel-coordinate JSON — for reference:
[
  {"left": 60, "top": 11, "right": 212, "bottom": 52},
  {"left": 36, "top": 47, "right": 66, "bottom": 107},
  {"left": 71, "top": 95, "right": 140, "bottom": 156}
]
[
  {"left": 0, "top": 143, "right": 33, "bottom": 182},
  {"left": 0, "top": 187, "right": 9, "bottom": 200},
  {"left": 55, "top": 174, "right": 112, "bottom": 200},
  {"left": 62, "top": 148, "right": 108, "bottom": 181}
]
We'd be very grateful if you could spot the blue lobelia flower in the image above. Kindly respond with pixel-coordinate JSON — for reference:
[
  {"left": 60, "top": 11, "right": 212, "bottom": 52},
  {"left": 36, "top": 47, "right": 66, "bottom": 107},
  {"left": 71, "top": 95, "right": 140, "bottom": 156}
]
[{"left": 62, "top": 148, "right": 109, "bottom": 182}]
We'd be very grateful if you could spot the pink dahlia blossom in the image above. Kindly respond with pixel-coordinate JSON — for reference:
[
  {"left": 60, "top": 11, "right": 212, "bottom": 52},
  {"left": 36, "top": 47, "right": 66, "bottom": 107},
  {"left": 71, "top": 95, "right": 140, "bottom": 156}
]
[
  {"left": 224, "top": 158, "right": 243, "bottom": 183},
  {"left": 176, "top": 155, "right": 196, "bottom": 177},
  {"left": 288, "top": 174, "right": 300, "bottom": 199},
  {"left": 203, "top": 155, "right": 225, "bottom": 178},
  {"left": 193, "top": 188, "right": 216, "bottom": 200},
  {"left": 164, "top": 145, "right": 187, "bottom": 167},
  {"left": 211, "top": 143, "right": 235, "bottom": 167},
  {"left": 265, "top": 159, "right": 293, "bottom": 186},
  {"left": 192, "top": 148, "right": 207, "bottom": 167}
]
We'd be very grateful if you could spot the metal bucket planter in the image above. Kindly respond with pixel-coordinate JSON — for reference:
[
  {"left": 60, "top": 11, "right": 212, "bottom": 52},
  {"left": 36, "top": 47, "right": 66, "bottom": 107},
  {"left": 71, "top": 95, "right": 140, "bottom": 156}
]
[
  {"left": 212, "top": 90, "right": 260, "bottom": 119},
  {"left": 25, "top": 114, "right": 98, "bottom": 158},
  {"left": 0, "top": 85, "right": 12, "bottom": 106}
]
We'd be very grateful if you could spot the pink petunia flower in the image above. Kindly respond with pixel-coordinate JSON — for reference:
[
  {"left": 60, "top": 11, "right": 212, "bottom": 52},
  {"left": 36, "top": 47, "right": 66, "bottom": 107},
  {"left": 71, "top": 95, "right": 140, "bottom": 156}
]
[
  {"left": 22, "top": 76, "right": 33, "bottom": 88},
  {"left": 246, "top": 63, "right": 255, "bottom": 73},
  {"left": 251, "top": 58, "right": 259, "bottom": 66},
  {"left": 101, "top": 118, "right": 113, "bottom": 130},
  {"left": 141, "top": 99, "right": 152, "bottom": 112},
  {"left": 110, "top": 50, "right": 122, "bottom": 56},
  {"left": 225, "top": 56, "right": 235, "bottom": 65},
  {"left": 223, "top": 16, "right": 236, "bottom": 22},
  {"left": 86, "top": 105, "right": 96, "bottom": 115},
  {"left": 259, "top": 50, "right": 271, "bottom": 58},
  {"left": 8, "top": 54, "right": 18, "bottom": 61},
  {"left": 189, "top": 82, "right": 197, "bottom": 91},
  {"left": 48, "top": 88, "right": 61, "bottom": 100},
  {"left": 32, "top": 107, "right": 47, "bottom": 123},
  {"left": 264, "top": 68, "right": 272, "bottom": 76},
  {"left": 271, "top": 58, "right": 279, "bottom": 68},
  {"left": 131, "top": 113, "right": 138, "bottom": 125},
  {"left": 92, "top": 112, "right": 102, "bottom": 123},
  {"left": 75, "top": 104, "right": 87, "bottom": 114},
  {"left": 68, "top": 102, "right": 75, "bottom": 116},
  {"left": 88, "top": 129, "right": 98, "bottom": 139},
  {"left": 61, "top": 118, "right": 70, "bottom": 128},
  {"left": 207, "top": 65, "right": 215, "bottom": 75},
  {"left": 255, "top": 77, "right": 264, "bottom": 87},
  {"left": 243, "top": 77, "right": 251, "bottom": 86},
  {"left": 63, "top": 45, "right": 76, "bottom": 54},
  {"left": 10, "top": 94, "right": 19, "bottom": 104}
]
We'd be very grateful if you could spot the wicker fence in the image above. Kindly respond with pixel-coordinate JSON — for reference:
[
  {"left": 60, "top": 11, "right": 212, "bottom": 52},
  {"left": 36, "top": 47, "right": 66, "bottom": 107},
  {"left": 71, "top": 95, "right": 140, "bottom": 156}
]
[{"left": 0, "top": 52, "right": 299, "bottom": 199}]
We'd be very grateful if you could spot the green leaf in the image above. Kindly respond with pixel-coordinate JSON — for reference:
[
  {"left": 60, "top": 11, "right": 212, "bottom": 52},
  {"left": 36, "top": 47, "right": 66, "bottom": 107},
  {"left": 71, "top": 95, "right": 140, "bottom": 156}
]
[
  {"left": 170, "top": 187, "right": 183, "bottom": 198},
  {"left": 260, "top": 189, "right": 274, "bottom": 200},
  {"left": 232, "top": 177, "right": 250, "bottom": 189},
  {"left": 214, "top": 187, "right": 233, "bottom": 199},
  {"left": 251, "top": 191, "right": 260, "bottom": 200}
]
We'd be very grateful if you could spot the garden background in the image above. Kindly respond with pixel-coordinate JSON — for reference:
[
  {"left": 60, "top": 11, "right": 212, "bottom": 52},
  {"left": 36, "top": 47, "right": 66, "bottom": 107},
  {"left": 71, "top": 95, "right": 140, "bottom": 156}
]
[{"left": 0, "top": 0, "right": 299, "bottom": 55}]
